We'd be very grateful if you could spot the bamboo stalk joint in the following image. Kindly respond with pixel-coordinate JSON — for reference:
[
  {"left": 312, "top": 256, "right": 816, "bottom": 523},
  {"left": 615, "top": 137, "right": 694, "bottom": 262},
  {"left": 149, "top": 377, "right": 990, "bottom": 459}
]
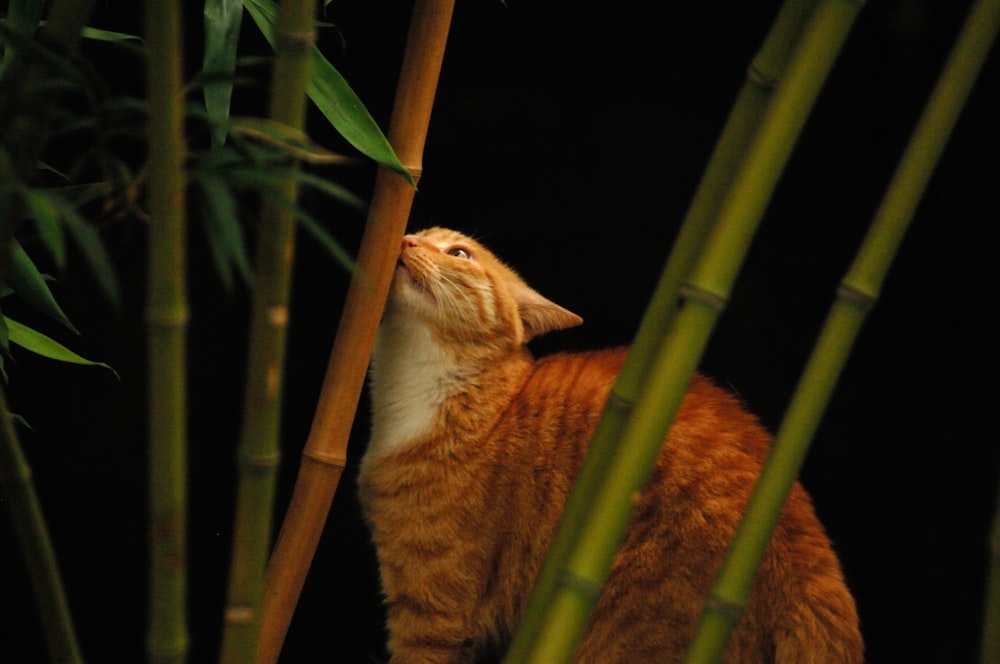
[{"left": 557, "top": 569, "right": 605, "bottom": 601}]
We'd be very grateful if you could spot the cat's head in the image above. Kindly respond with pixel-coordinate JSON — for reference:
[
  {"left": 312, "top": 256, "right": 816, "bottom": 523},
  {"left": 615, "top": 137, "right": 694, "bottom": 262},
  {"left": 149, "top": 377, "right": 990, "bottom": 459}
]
[{"left": 385, "top": 227, "right": 582, "bottom": 346}]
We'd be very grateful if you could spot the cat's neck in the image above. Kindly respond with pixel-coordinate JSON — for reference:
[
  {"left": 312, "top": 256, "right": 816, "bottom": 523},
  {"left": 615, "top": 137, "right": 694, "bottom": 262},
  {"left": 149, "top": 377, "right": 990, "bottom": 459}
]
[{"left": 367, "top": 311, "right": 532, "bottom": 459}]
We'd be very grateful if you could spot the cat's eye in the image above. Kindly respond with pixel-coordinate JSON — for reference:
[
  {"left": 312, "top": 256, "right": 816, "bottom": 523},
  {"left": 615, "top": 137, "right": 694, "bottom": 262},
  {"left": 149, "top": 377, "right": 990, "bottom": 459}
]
[{"left": 447, "top": 247, "right": 471, "bottom": 260}]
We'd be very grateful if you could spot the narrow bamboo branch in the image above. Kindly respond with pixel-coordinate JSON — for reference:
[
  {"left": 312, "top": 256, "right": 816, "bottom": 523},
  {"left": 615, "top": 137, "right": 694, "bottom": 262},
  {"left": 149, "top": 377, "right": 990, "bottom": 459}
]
[
  {"left": 506, "top": 1, "right": 818, "bottom": 657},
  {"left": 687, "top": 1, "right": 1000, "bottom": 660},
  {"left": 220, "top": 2, "right": 316, "bottom": 662},
  {"left": 256, "top": 1, "right": 455, "bottom": 661},
  {"left": 143, "top": 1, "right": 190, "bottom": 662},
  {"left": 515, "top": 2, "right": 862, "bottom": 661},
  {"left": 0, "top": 391, "right": 83, "bottom": 663}
]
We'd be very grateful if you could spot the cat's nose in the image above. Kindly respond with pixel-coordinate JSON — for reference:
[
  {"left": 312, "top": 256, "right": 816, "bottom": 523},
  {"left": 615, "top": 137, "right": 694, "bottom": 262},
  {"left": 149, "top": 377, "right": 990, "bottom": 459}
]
[{"left": 401, "top": 235, "right": 420, "bottom": 251}]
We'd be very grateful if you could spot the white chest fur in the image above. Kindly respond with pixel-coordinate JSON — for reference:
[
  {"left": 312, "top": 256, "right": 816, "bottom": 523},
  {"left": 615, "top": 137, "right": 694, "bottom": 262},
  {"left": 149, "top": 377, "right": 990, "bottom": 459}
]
[{"left": 366, "top": 315, "right": 464, "bottom": 459}]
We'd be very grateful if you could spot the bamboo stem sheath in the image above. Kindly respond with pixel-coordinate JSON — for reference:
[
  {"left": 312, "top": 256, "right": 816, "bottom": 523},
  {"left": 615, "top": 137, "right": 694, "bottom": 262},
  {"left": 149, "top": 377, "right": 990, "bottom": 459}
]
[{"left": 256, "top": 1, "right": 456, "bottom": 661}]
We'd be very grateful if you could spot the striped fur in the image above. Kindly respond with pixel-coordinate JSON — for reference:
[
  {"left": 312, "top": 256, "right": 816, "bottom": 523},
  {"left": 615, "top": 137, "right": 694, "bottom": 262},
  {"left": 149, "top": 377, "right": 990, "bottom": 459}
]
[{"left": 358, "top": 228, "right": 863, "bottom": 663}]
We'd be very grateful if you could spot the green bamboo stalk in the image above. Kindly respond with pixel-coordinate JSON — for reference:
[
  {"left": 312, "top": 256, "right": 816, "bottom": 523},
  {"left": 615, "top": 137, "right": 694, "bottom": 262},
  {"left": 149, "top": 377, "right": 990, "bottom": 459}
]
[
  {"left": 256, "top": 1, "right": 455, "bottom": 661},
  {"left": 514, "top": 2, "right": 862, "bottom": 662},
  {"left": 143, "top": 0, "right": 189, "bottom": 661},
  {"left": 982, "top": 467, "right": 1000, "bottom": 664},
  {"left": 0, "top": 392, "right": 83, "bottom": 662},
  {"left": 686, "top": 1, "right": 1000, "bottom": 660},
  {"left": 219, "top": 1, "right": 316, "bottom": 662},
  {"left": 505, "top": 1, "right": 818, "bottom": 658}
]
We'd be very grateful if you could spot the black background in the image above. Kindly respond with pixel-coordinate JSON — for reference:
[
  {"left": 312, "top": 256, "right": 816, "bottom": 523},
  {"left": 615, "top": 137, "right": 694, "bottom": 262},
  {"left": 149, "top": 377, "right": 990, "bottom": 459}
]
[{"left": 1, "top": 0, "right": 998, "bottom": 662}]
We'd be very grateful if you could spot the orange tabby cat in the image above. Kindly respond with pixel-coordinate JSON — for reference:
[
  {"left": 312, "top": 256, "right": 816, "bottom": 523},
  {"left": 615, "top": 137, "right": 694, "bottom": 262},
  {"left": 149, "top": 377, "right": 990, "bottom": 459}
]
[{"left": 358, "top": 227, "right": 863, "bottom": 663}]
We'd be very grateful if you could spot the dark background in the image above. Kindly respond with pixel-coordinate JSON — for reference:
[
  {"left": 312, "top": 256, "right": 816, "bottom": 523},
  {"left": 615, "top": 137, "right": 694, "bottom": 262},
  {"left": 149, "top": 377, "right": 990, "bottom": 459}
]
[{"left": 1, "top": 0, "right": 998, "bottom": 662}]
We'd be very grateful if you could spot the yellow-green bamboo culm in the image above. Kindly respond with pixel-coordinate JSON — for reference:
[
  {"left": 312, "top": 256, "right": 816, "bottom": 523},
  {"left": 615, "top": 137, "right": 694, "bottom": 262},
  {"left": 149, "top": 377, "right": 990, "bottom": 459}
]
[
  {"left": 256, "top": 1, "right": 456, "bottom": 661},
  {"left": 143, "top": 0, "right": 190, "bottom": 661},
  {"left": 505, "top": 0, "right": 818, "bottom": 656},
  {"left": 511, "top": 1, "right": 863, "bottom": 662},
  {"left": 685, "top": 1, "right": 1000, "bottom": 661},
  {"left": 219, "top": 1, "right": 317, "bottom": 662}
]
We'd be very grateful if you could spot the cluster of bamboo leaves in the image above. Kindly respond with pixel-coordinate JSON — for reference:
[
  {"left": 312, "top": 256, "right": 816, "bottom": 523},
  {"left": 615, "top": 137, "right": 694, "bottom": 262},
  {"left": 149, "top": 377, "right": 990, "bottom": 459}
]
[{"left": 0, "top": 0, "right": 412, "bottom": 661}]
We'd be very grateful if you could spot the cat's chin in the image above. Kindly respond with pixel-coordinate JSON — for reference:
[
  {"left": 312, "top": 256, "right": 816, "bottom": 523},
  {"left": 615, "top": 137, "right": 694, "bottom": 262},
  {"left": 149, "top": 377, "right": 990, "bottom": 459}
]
[{"left": 394, "top": 263, "right": 435, "bottom": 308}]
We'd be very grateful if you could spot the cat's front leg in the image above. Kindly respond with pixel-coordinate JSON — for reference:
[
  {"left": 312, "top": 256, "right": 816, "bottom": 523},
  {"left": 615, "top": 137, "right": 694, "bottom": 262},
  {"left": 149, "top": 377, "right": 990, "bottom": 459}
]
[{"left": 384, "top": 601, "right": 479, "bottom": 664}]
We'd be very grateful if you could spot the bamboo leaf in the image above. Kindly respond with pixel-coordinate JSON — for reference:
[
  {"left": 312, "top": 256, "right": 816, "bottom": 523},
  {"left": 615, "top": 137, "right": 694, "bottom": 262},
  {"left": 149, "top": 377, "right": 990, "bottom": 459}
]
[
  {"left": 192, "top": 172, "right": 254, "bottom": 291},
  {"left": 294, "top": 169, "right": 366, "bottom": 209},
  {"left": 241, "top": 0, "right": 414, "bottom": 184},
  {"left": 0, "top": 0, "right": 46, "bottom": 74},
  {"left": 78, "top": 26, "right": 143, "bottom": 43},
  {"left": 203, "top": 0, "right": 244, "bottom": 147},
  {"left": 54, "top": 196, "right": 121, "bottom": 310},
  {"left": 5, "top": 316, "right": 116, "bottom": 377},
  {"left": 229, "top": 116, "right": 356, "bottom": 164},
  {"left": 253, "top": 176, "right": 356, "bottom": 273},
  {"left": 21, "top": 188, "right": 67, "bottom": 269},
  {"left": 0, "top": 307, "right": 9, "bottom": 354},
  {"left": 6, "top": 240, "right": 78, "bottom": 334}
]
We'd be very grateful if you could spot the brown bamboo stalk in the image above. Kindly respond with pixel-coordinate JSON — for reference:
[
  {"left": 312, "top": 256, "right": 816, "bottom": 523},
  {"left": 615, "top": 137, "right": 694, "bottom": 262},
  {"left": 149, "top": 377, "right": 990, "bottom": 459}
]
[{"left": 255, "top": 1, "right": 456, "bottom": 661}]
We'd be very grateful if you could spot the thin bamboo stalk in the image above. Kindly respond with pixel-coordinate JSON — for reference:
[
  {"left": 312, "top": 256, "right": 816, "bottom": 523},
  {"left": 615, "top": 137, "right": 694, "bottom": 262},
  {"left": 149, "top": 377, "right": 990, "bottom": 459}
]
[
  {"left": 143, "top": 1, "right": 189, "bottom": 661},
  {"left": 0, "top": 392, "right": 83, "bottom": 662},
  {"left": 255, "top": 1, "right": 455, "bottom": 661},
  {"left": 219, "top": 2, "right": 316, "bottom": 662},
  {"left": 687, "top": 2, "right": 1000, "bottom": 660},
  {"left": 505, "top": 1, "right": 818, "bottom": 657},
  {"left": 515, "top": 2, "right": 862, "bottom": 661}
]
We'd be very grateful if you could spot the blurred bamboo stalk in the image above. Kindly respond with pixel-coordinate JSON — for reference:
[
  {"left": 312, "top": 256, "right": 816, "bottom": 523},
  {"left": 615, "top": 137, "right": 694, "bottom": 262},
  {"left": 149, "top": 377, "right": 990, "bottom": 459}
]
[
  {"left": 256, "top": 1, "right": 456, "bottom": 661},
  {"left": 687, "top": 0, "right": 1000, "bottom": 660},
  {"left": 143, "top": 0, "right": 190, "bottom": 661},
  {"left": 506, "top": 0, "right": 818, "bottom": 657},
  {"left": 513, "top": 1, "right": 862, "bottom": 661},
  {"left": 219, "top": 1, "right": 317, "bottom": 662}
]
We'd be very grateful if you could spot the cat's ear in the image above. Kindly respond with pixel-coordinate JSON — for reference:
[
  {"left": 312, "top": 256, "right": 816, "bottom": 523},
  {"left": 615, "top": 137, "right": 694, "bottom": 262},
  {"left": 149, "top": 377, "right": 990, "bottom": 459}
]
[{"left": 513, "top": 283, "right": 583, "bottom": 341}]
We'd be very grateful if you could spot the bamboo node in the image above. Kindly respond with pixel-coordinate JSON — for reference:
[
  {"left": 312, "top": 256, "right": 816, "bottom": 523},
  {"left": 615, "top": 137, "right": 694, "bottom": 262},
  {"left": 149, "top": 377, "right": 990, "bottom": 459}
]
[
  {"left": 703, "top": 593, "right": 746, "bottom": 622},
  {"left": 747, "top": 62, "right": 779, "bottom": 90},
  {"left": 836, "top": 282, "right": 877, "bottom": 311},
  {"left": 145, "top": 306, "right": 191, "bottom": 326},
  {"left": 303, "top": 449, "right": 348, "bottom": 470},
  {"left": 678, "top": 282, "right": 728, "bottom": 312},
  {"left": 557, "top": 569, "right": 605, "bottom": 601},
  {"left": 239, "top": 451, "right": 281, "bottom": 471},
  {"left": 224, "top": 605, "right": 256, "bottom": 625},
  {"left": 605, "top": 389, "right": 635, "bottom": 413},
  {"left": 274, "top": 28, "right": 316, "bottom": 54},
  {"left": 268, "top": 304, "right": 289, "bottom": 326}
]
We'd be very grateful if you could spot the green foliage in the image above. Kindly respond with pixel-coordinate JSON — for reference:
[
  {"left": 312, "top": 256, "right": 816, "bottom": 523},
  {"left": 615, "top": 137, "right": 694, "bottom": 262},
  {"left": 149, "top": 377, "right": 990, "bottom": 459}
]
[{"left": 242, "top": 0, "right": 415, "bottom": 184}]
